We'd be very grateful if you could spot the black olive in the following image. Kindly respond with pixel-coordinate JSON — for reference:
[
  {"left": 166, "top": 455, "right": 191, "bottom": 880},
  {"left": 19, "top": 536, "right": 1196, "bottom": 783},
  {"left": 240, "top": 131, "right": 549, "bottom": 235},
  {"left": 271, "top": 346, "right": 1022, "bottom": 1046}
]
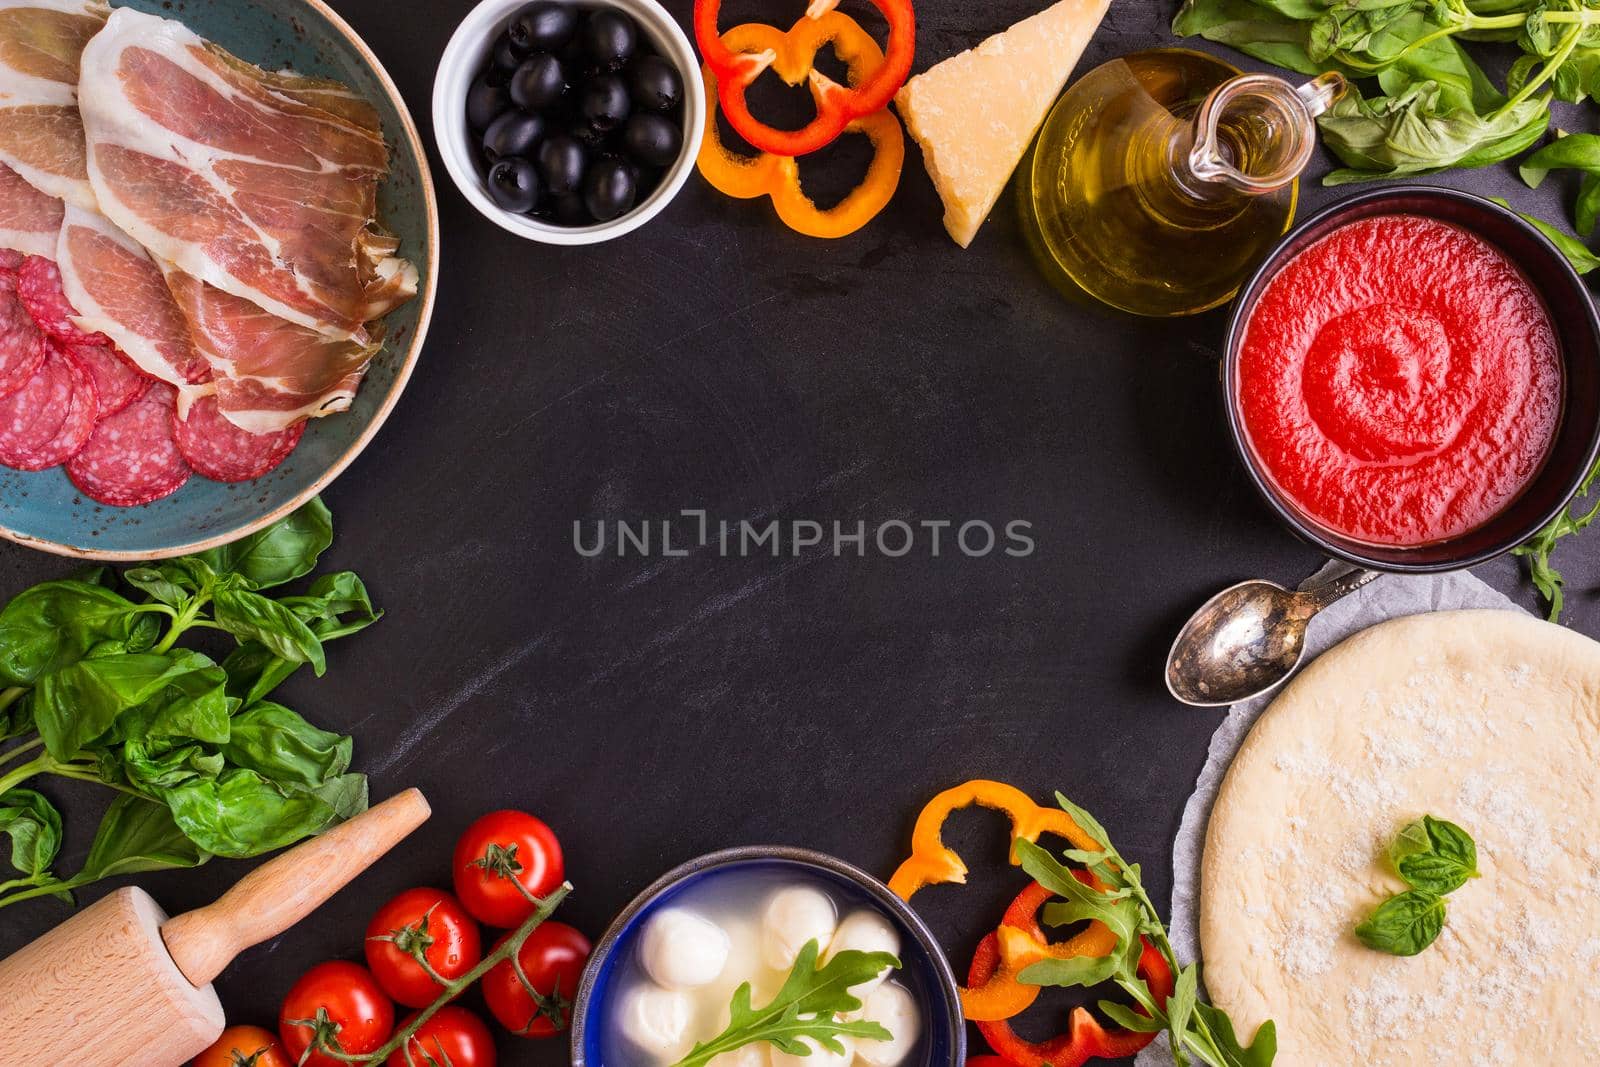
[
  {"left": 579, "top": 74, "right": 630, "bottom": 131},
  {"left": 509, "top": 53, "right": 567, "bottom": 110},
  {"left": 583, "top": 10, "right": 637, "bottom": 71},
  {"left": 567, "top": 120, "right": 608, "bottom": 150},
  {"left": 537, "top": 133, "right": 587, "bottom": 197},
  {"left": 483, "top": 110, "right": 546, "bottom": 160},
  {"left": 583, "top": 157, "right": 637, "bottom": 221},
  {"left": 490, "top": 33, "right": 523, "bottom": 78},
  {"left": 621, "top": 113, "right": 681, "bottom": 167},
  {"left": 552, "top": 192, "right": 591, "bottom": 226},
  {"left": 508, "top": 2, "right": 578, "bottom": 53},
  {"left": 466, "top": 76, "right": 512, "bottom": 130},
  {"left": 487, "top": 157, "right": 541, "bottom": 213},
  {"left": 627, "top": 54, "right": 682, "bottom": 112}
]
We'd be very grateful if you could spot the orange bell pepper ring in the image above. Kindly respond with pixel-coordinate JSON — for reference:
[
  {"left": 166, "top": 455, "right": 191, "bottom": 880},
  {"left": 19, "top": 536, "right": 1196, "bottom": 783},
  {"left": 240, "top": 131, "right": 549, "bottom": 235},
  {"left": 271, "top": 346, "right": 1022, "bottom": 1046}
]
[
  {"left": 889, "top": 782, "right": 1119, "bottom": 1022},
  {"left": 695, "top": 15, "right": 903, "bottom": 240}
]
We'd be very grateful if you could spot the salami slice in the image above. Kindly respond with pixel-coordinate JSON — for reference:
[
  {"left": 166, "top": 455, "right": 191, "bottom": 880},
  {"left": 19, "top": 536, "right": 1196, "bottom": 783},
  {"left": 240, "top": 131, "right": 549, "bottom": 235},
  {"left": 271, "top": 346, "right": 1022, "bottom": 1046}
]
[
  {"left": 0, "top": 285, "right": 46, "bottom": 400},
  {"left": 66, "top": 341, "right": 151, "bottom": 417},
  {"left": 174, "top": 394, "right": 303, "bottom": 482},
  {"left": 17, "top": 256, "right": 112, "bottom": 347},
  {"left": 67, "top": 382, "right": 191, "bottom": 506},
  {"left": 0, "top": 249, "right": 22, "bottom": 274},
  {"left": 0, "top": 343, "right": 99, "bottom": 470}
]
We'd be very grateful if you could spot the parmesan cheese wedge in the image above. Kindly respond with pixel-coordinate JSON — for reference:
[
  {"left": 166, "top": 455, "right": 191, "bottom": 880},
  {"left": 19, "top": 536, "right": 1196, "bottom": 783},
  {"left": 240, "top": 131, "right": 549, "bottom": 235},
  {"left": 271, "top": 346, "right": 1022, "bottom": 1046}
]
[{"left": 895, "top": 0, "right": 1111, "bottom": 248}]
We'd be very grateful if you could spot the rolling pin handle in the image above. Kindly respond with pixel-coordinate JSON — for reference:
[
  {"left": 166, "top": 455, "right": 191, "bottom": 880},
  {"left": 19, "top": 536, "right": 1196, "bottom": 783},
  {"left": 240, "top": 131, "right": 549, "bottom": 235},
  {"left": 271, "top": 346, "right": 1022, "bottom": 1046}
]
[{"left": 160, "top": 788, "right": 431, "bottom": 988}]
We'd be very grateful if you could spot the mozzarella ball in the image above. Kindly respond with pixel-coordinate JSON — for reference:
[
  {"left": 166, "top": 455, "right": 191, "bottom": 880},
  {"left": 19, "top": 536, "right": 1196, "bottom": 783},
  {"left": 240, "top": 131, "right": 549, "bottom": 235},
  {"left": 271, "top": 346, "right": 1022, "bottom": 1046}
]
[
  {"left": 854, "top": 982, "right": 921, "bottom": 1066},
  {"left": 821, "top": 910, "right": 900, "bottom": 997},
  {"left": 768, "top": 1032, "right": 855, "bottom": 1067},
  {"left": 618, "top": 984, "right": 694, "bottom": 1062},
  {"left": 760, "top": 886, "right": 837, "bottom": 971},
  {"left": 640, "top": 908, "right": 731, "bottom": 989},
  {"left": 708, "top": 1042, "right": 771, "bottom": 1067}
]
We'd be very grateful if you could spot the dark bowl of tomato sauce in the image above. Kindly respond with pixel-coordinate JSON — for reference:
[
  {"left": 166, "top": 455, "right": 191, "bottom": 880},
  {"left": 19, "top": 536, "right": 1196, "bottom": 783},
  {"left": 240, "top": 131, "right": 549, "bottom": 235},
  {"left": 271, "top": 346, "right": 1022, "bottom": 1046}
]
[{"left": 1224, "top": 186, "right": 1600, "bottom": 572}]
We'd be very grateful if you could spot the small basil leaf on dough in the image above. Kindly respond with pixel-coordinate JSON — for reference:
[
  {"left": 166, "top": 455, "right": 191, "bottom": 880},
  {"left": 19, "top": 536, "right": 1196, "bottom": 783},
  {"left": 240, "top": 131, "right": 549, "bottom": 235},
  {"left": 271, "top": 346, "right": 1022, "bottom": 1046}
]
[
  {"left": 1192, "top": 1002, "right": 1277, "bottom": 1067},
  {"left": 1390, "top": 815, "right": 1478, "bottom": 894},
  {"left": 1355, "top": 889, "right": 1447, "bottom": 956}
]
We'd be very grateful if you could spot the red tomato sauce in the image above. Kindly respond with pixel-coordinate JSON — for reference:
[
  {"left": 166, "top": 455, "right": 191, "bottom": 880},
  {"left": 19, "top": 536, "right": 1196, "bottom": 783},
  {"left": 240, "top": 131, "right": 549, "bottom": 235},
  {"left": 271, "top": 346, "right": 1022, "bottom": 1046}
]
[{"left": 1237, "top": 215, "right": 1563, "bottom": 546}]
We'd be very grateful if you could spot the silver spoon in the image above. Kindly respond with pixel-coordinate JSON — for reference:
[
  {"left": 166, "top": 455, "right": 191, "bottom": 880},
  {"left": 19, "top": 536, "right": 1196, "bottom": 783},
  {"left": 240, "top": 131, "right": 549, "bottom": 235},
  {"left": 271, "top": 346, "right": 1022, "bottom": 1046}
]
[{"left": 1165, "top": 564, "right": 1382, "bottom": 707}]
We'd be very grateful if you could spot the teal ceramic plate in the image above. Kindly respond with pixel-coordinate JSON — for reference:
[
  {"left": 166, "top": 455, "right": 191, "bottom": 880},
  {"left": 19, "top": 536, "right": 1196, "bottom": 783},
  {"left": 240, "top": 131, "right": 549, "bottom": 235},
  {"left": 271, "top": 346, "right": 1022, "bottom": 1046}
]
[{"left": 0, "top": 0, "right": 438, "bottom": 561}]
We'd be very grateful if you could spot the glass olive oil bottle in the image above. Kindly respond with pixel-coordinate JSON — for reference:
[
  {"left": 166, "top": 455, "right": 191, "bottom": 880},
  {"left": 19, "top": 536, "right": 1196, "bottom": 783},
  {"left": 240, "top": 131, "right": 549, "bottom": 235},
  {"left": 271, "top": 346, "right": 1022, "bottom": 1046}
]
[{"left": 1023, "top": 49, "right": 1344, "bottom": 318}]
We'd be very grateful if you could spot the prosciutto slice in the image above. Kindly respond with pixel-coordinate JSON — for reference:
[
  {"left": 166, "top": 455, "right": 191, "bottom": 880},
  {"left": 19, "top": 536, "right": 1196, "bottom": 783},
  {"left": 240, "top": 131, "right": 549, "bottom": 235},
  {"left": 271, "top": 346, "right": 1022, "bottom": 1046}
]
[
  {"left": 0, "top": 160, "right": 60, "bottom": 256},
  {"left": 55, "top": 204, "right": 211, "bottom": 394},
  {"left": 0, "top": 0, "right": 105, "bottom": 208},
  {"left": 78, "top": 9, "right": 417, "bottom": 340},
  {"left": 164, "top": 267, "right": 379, "bottom": 434}
]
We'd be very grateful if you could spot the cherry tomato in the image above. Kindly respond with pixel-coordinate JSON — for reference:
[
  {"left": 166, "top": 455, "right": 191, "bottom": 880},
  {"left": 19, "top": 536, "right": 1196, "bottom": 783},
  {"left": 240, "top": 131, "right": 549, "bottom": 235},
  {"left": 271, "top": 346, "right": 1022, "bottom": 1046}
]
[
  {"left": 452, "top": 810, "right": 565, "bottom": 928},
  {"left": 365, "top": 887, "right": 484, "bottom": 1008},
  {"left": 482, "top": 921, "right": 591, "bottom": 1038},
  {"left": 192, "top": 1026, "right": 290, "bottom": 1067},
  {"left": 279, "top": 961, "right": 395, "bottom": 1067},
  {"left": 386, "top": 1006, "right": 498, "bottom": 1067}
]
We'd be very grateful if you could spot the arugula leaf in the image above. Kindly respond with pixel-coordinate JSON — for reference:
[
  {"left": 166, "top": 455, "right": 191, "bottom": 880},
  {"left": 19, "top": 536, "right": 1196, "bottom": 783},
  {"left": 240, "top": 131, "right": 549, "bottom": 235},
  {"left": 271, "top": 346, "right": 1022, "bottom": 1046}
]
[
  {"left": 1390, "top": 816, "right": 1478, "bottom": 894},
  {"left": 1355, "top": 889, "right": 1447, "bottom": 956},
  {"left": 0, "top": 789, "right": 62, "bottom": 883},
  {"left": 1193, "top": 1002, "right": 1278, "bottom": 1067},
  {"left": 672, "top": 940, "right": 898, "bottom": 1067},
  {"left": 196, "top": 497, "right": 333, "bottom": 590}
]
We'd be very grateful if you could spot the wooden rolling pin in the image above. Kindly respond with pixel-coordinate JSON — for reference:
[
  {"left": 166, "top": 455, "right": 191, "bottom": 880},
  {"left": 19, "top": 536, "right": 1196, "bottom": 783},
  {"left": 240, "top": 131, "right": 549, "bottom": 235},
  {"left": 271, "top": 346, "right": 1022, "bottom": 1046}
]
[{"left": 0, "top": 788, "right": 430, "bottom": 1066}]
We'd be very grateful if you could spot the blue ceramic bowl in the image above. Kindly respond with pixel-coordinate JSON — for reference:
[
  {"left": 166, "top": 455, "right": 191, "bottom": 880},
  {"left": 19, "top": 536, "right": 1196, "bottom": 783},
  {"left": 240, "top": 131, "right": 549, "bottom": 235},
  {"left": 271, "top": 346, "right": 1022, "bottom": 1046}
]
[
  {"left": 571, "top": 846, "right": 966, "bottom": 1067},
  {"left": 0, "top": 0, "right": 438, "bottom": 561}
]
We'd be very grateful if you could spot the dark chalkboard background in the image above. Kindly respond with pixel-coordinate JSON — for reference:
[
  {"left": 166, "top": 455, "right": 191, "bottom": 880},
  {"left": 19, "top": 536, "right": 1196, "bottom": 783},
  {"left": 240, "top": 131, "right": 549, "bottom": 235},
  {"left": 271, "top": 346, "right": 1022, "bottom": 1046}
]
[{"left": 1, "top": 1, "right": 1596, "bottom": 1064}]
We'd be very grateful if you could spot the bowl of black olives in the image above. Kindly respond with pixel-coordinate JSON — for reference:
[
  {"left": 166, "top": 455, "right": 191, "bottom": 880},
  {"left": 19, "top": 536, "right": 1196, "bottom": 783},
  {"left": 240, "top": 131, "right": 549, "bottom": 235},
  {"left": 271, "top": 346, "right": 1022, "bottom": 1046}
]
[{"left": 433, "top": 0, "right": 702, "bottom": 244}]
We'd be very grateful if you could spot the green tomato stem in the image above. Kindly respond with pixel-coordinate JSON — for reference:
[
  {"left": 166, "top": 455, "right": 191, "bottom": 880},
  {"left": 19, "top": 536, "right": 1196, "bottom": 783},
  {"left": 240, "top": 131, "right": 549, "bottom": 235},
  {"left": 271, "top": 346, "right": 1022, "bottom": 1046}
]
[{"left": 309, "top": 883, "right": 572, "bottom": 1064}]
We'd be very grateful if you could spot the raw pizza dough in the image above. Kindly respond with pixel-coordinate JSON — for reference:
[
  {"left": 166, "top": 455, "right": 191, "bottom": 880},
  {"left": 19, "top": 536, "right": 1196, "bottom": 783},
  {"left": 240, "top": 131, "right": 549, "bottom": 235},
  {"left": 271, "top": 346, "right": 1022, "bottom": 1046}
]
[{"left": 1200, "top": 610, "right": 1600, "bottom": 1065}]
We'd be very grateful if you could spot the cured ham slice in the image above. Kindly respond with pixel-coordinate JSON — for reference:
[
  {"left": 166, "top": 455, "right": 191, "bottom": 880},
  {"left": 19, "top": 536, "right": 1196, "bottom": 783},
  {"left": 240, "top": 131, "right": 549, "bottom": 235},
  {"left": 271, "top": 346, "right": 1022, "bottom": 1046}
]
[
  {"left": 163, "top": 267, "right": 379, "bottom": 434},
  {"left": 55, "top": 204, "right": 211, "bottom": 390},
  {"left": 0, "top": 0, "right": 106, "bottom": 209},
  {"left": 79, "top": 8, "right": 417, "bottom": 340},
  {"left": 0, "top": 161, "right": 62, "bottom": 256}
]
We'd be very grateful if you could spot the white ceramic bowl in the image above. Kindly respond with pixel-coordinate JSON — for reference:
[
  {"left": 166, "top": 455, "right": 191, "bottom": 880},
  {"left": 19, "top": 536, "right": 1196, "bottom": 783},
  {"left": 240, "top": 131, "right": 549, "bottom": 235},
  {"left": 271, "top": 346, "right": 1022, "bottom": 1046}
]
[{"left": 433, "top": 0, "right": 704, "bottom": 245}]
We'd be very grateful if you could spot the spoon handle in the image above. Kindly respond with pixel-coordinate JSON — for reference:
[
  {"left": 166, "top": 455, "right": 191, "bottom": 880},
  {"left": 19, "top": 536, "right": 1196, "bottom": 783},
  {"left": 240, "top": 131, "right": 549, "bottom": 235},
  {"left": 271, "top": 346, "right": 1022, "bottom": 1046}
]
[{"left": 1301, "top": 565, "right": 1382, "bottom": 610}]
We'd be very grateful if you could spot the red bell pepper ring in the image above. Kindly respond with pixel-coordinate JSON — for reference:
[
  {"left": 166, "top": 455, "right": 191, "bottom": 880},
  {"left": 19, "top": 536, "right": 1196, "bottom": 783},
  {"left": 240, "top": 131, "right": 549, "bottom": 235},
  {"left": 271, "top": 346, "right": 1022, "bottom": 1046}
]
[
  {"left": 692, "top": 0, "right": 915, "bottom": 157},
  {"left": 968, "top": 929, "right": 1174, "bottom": 1067}
]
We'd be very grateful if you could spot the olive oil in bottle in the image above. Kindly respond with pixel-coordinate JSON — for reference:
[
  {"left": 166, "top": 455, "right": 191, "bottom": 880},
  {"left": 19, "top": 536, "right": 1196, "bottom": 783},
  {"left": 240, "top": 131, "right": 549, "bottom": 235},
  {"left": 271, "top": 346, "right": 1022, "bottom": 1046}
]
[{"left": 1022, "top": 49, "right": 1345, "bottom": 318}]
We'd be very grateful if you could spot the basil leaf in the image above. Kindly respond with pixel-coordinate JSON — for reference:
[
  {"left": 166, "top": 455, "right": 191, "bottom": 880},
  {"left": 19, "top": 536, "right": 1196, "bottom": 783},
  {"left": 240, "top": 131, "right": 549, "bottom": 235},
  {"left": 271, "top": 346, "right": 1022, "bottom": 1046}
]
[
  {"left": 118, "top": 741, "right": 225, "bottom": 791},
  {"left": 1354, "top": 889, "right": 1447, "bottom": 956},
  {"left": 123, "top": 567, "right": 192, "bottom": 609},
  {"left": 1172, "top": 0, "right": 1328, "bottom": 76},
  {"left": 33, "top": 652, "right": 229, "bottom": 760},
  {"left": 309, "top": 773, "right": 368, "bottom": 823},
  {"left": 0, "top": 581, "right": 152, "bottom": 686},
  {"left": 1320, "top": 82, "right": 1550, "bottom": 184},
  {"left": 1390, "top": 815, "right": 1478, "bottom": 895},
  {"left": 212, "top": 588, "right": 326, "bottom": 676},
  {"left": 1192, "top": 1001, "right": 1277, "bottom": 1067},
  {"left": 0, "top": 789, "right": 62, "bottom": 881},
  {"left": 222, "top": 573, "right": 380, "bottom": 705},
  {"left": 195, "top": 498, "right": 333, "bottom": 591},
  {"left": 222, "top": 702, "right": 352, "bottom": 790},
  {"left": 164, "top": 768, "right": 342, "bottom": 858},
  {"left": 77, "top": 795, "right": 209, "bottom": 881}
]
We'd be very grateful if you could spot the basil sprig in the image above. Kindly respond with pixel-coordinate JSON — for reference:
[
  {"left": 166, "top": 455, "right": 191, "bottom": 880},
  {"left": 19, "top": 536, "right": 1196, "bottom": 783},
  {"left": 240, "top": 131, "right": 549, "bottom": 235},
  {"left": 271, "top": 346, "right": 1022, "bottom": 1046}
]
[
  {"left": 0, "top": 499, "right": 380, "bottom": 910},
  {"left": 1355, "top": 816, "right": 1479, "bottom": 957}
]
